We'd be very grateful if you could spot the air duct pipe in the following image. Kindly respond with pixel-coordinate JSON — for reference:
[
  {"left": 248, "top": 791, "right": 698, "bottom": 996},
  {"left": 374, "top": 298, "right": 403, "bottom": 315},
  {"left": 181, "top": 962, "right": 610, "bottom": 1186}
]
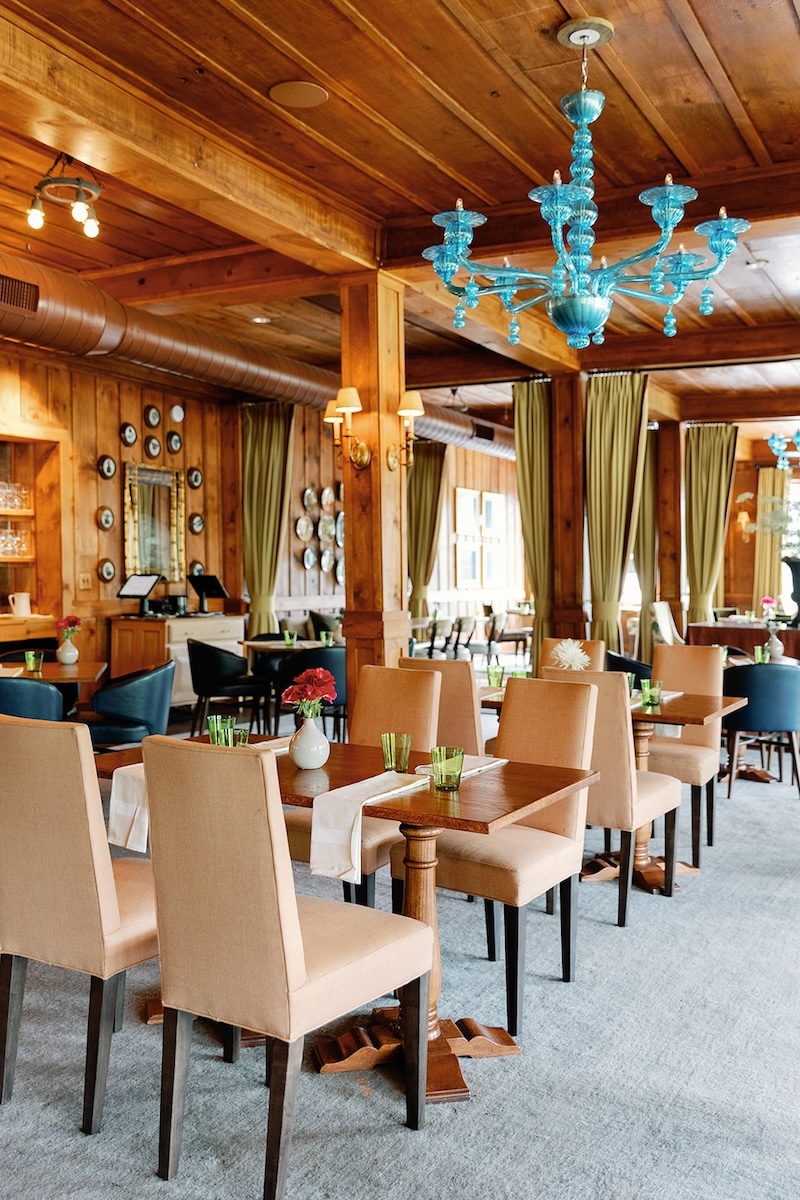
[{"left": 0, "top": 254, "right": 515, "bottom": 458}]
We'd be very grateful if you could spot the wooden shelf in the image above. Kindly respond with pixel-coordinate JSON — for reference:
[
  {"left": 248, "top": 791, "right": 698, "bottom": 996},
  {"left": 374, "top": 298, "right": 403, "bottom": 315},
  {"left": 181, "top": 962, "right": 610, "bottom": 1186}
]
[
  {"left": 0, "top": 554, "right": 35, "bottom": 563},
  {"left": 0, "top": 507, "right": 34, "bottom": 518}
]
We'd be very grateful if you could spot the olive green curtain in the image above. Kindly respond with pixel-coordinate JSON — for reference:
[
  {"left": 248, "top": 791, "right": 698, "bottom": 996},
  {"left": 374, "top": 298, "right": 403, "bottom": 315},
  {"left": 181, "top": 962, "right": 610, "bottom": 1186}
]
[
  {"left": 513, "top": 378, "right": 553, "bottom": 672},
  {"left": 752, "top": 467, "right": 787, "bottom": 612},
  {"left": 408, "top": 442, "right": 449, "bottom": 618},
  {"left": 585, "top": 372, "right": 648, "bottom": 651},
  {"left": 242, "top": 402, "right": 295, "bottom": 636},
  {"left": 633, "top": 429, "right": 658, "bottom": 663},
  {"left": 685, "top": 423, "right": 738, "bottom": 624}
]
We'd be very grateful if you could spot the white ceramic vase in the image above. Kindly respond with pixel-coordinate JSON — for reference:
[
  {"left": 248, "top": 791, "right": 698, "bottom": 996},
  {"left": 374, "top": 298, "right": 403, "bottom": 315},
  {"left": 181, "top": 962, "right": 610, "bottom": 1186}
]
[
  {"left": 56, "top": 638, "right": 79, "bottom": 664},
  {"left": 768, "top": 630, "right": 784, "bottom": 660},
  {"left": 288, "top": 716, "right": 330, "bottom": 769}
]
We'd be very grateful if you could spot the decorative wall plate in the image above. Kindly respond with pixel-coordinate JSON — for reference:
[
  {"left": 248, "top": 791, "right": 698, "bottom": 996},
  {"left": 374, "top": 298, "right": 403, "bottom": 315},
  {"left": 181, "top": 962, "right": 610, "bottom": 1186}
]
[
  {"left": 189, "top": 512, "right": 205, "bottom": 535},
  {"left": 97, "top": 455, "right": 117, "bottom": 479},
  {"left": 303, "top": 546, "right": 318, "bottom": 570},
  {"left": 295, "top": 514, "right": 314, "bottom": 542},
  {"left": 144, "top": 404, "right": 161, "bottom": 428},
  {"left": 189, "top": 560, "right": 204, "bottom": 575},
  {"left": 145, "top": 436, "right": 161, "bottom": 458},
  {"left": 335, "top": 511, "right": 345, "bottom": 547},
  {"left": 96, "top": 506, "right": 115, "bottom": 531},
  {"left": 98, "top": 558, "right": 116, "bottom": 582},
  {"left": 318, "top": 514, "right": 336, "bottom": 542},
  {"left": 187, "top": 467, "right": 203, "bottom": 489},
  {"left": 119, "top": 422, "right": 137, "bottom": 446},
  {"left": 320, "top": 548, "right": 334, "bottom": 573},
  {"left": 302, "top": 487, "right": 318, "bottom": 511},
  {"left": 335, "top": 557, "right": 345, "bottom": 585},
  {"left": 320, "top": 486, "right": 335, "bottom": 513},
  {"left": 170, "top": 404, "right": 185, "bottom": 423},
  {"left": 166, "top": 431, "right": 182, "bottom": 453}
]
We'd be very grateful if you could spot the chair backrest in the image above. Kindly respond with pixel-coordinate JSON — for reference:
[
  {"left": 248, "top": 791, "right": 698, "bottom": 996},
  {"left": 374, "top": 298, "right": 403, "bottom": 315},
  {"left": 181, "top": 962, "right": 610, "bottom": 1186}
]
[
  {"left": 451, "top": 615, "right": 476, "bottom": 650},
  {"left": 0, "top": 716, "right": 122, "bottom": 974},
  {"left": 538, "top": 637, "right": 606, "bottom": 676},
  {"left": 142, "top": 737, "right": 305, "bottom": 1039},
  {"left": 187, "top": 638, "right": 247, "bottom": 691},
  {"left": 713, "top": 607, "right": 739, "bottom": 620},
  {"left": 93, "top": 659, "right": 175, "bottom": 736},
  {"left": 398, "top": 657, "right": 483, "bottom": 754},
  {"left": 722, "top": 663, "right": 800, "bottom": 733},
  {"left": 0, "top": 676, "right": 63, "bottom": 720},
  {"left": 652, "top": 643, "right": 723, "bottom": 749},
  {"left": 651, "top": 601, "right": 685, "bottom": 646},
  {"left": 541, "top": 669, "right": 638, "bottom": 830},
  {"left": 349, "top": 664, "right": 441, "bottom": 752},
  {"left": 279, "top": 615, "right": 313, "bottom": 638},
  {"left": 494, "top": 676, "right": 597, "bottom": 838},
  {"left": 605, "top": 650, "right": 652, "bottom": 687}
]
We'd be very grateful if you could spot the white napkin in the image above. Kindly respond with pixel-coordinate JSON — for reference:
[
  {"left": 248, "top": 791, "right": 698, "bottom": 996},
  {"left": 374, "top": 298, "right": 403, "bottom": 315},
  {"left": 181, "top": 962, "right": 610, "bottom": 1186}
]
[
  {"left": 414, "top": 754, "right": 508, "bottom": 779},
  {"left": 629, "top": 689, "right": 683, "bottom": 711},
  {"left": 108, "top": 763, "right": 149, "bottom": 853},
  {"left": 310, "top": 772, "right": 430, "bottom": 883},
  {"left": 250, "top": 735, "right": 293, "bottom": 755}
]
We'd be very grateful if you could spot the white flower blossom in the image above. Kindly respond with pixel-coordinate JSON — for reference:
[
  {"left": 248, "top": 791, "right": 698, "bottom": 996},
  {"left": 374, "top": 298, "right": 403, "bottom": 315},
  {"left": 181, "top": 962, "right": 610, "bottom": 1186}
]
[{"left": 551, "top": 639, "right": 591, "bottom": 670}]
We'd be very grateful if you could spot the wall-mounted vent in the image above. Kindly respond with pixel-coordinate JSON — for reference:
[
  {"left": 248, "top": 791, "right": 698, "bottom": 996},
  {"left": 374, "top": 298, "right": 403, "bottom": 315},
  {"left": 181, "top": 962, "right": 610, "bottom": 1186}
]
[
  {"left": 0, "top": 274, "right": 39, "bottom": 313},
  {"left": 473, "top": 422, "right": 496, "bottom": 442}
]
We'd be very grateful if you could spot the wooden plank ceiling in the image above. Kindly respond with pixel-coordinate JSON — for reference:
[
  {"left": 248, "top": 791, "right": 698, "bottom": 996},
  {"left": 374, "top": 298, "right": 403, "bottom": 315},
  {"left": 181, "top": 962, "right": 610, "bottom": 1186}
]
[{"left": 0, "top": 0, "right": 797, "bottom": 431}]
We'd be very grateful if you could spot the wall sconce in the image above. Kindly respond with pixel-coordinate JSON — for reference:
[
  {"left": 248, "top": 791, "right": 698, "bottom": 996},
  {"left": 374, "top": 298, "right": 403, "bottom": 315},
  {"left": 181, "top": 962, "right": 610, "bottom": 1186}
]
[
  {"left": 325, "top": 387, "right": 371, "bottom": 469},
  {"left": 387, "top": 391, "right": 425, "bottom": 471},
  {"left": 26, "top": 151, "right": 103, "bottom": 239},
  {"left": 736, "top": 510, "right": 751, "bottom": 543}
]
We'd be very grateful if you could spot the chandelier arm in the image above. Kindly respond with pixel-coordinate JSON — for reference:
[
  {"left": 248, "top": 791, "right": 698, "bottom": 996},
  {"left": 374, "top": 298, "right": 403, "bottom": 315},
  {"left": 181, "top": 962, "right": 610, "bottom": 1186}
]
[
  {"left": 610, "top": 285, "right": 687, "bottom": 306},
  {"left": 452, "top": 259, "right": 555, "bottom": 287},
  {"left": 505, "top": 293, "right": 559, "bottom": 314}
]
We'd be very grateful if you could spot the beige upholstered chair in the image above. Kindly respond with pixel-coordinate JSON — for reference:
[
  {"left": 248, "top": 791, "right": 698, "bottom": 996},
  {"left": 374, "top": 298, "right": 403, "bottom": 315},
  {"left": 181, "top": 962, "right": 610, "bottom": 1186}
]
[
  {"left": 398, "top": 656, "right": 483, "bottom": 755},
  {"left": 647, "top": 644, "right": 723, "bottom": 866},
  {"left": 141, "top": 737, "right": 433, "bottom": 1200},
  {"left": 542, "top": 669, "right": 682, "bottom": 926},
  {"left": 391, "top": 677, "right": 597, "bottom": 1037},
  {"left": 537, "top": 637, "right": 607, "bottom": 676},
  {"left": 283, "top": 663, "right": 442, "bottom": 907},
  {"left": 0, "top": 715, "right": 158, "bottom": 1133}
]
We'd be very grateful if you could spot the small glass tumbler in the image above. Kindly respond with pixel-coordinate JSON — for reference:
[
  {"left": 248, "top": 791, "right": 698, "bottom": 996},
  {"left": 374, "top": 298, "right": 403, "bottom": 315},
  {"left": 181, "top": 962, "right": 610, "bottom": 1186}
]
[
  {"left": 320, "top": 630, "right": 333, "bottom": 647},
  {"left": 486, "top": 664, "right": 505, "bottom": 688},
  {"left": 381, "top": 731, "right": 412, "bottom": 772},
  {"left": 626, "top": 672, "right": 637, "bottom": 695},
  {"left": 283, "top": 630, "right": 298, "bottom": 647},
  {"left": 207, "top": 714, "right": 222, "bottom": 744},
  {"left": 754, "top": 645, "right": 770, "bottom": 664},
  {"left": 511, "top": 669, "right": 530, "bottom": 679},
  {"left": 24, "top": 650, "right": 44, "bottom": 673},
  {"left": 430, "top": 746, "right": 465, "bottom": 790},
  {"left": 640, "top": 679, "right": 663, "bottom": 707},
  {"left": 233, "top": 728, "right": 250, "bottom": 747},
  {"left": 217, "top": 716, "right": 237, "bottom": 746}
]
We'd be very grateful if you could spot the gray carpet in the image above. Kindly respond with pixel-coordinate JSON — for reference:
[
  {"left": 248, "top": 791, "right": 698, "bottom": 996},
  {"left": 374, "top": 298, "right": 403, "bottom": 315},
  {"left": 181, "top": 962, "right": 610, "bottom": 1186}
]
[{"left": 2, "top": 751, "right": 799, "bottom": 1200}]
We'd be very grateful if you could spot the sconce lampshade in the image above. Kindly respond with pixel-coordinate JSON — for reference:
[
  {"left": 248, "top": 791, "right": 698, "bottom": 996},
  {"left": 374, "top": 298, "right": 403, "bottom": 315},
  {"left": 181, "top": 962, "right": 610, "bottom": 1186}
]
[
  {"left": 397, "top": 390, "right": 425, "bottom": 419},
  {"left": 335, "top": 386, "right": 362, "bottom": 414},
  {"left": 323, "top": 399, "right": 343, "bottom": 423}
]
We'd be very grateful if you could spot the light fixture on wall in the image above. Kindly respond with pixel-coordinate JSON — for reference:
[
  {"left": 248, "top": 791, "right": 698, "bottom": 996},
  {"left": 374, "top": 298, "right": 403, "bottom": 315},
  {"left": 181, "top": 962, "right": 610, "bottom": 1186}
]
[
  {"left": 422, "top": 17, "right": 749, "bottom": 350},
  {"left": 26, "top": 152, "right": 103, "bottom": 239},
  {"left": 736, "top": 509, "right": 751, "bottom": 543},
  {"left": 767, "top": 432, "right": 800, "bottom": 472},
  {"left": 387, "top": 391, "right": 425, "bottom": 471},
  {"left": 324, "top": 387, "right": 371, "bottom": 469}
]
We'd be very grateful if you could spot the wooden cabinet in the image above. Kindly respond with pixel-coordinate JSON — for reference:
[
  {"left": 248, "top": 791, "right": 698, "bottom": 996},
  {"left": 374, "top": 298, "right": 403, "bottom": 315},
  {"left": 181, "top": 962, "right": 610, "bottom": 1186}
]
[{"left": 110, "top": 614, "right": 246, "bottom": 705}]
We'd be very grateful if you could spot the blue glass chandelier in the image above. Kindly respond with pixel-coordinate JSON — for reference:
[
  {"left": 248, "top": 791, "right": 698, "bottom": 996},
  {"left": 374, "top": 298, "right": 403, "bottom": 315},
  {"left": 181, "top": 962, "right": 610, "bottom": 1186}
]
[
  {"left": 767, "top": 433, "right": 800, "bottom": 472},
  {"left": 423, "top": 18, "right": 750, "bottom": 350}
]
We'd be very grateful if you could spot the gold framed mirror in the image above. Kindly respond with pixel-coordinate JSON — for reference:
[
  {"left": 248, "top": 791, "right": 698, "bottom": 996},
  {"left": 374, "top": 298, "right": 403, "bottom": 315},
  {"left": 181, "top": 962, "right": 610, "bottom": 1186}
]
[{"left": 123, "top": 463, "right": 186, "bottom": 582}]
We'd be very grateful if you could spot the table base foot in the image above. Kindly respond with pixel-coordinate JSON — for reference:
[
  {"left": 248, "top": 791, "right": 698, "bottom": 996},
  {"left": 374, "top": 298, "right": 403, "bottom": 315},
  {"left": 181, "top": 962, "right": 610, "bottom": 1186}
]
[
  {"left": 445, "top": 1017, "right": 521, "bottom": 1059},
  {"left": 314, "top": 1009, "right": 404, "bottom": 1073},
  {"left": 580, "top": 852, "right": 620, "bottom": 882},
  {"left": 632, "top": 856, "right": 700, "bottom": 894}
]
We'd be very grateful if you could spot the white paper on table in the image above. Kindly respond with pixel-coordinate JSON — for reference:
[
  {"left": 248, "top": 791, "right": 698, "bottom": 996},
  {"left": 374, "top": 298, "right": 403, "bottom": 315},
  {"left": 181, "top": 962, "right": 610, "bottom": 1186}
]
[
  {"left": 107, "top": 763, "right": 149, "bottom": 853},
  {"left": 414, "top": 754, "right": 508, "bottom": 779},
  {"left": 310, "top": 772, "right": 430, "bottom": 884}
]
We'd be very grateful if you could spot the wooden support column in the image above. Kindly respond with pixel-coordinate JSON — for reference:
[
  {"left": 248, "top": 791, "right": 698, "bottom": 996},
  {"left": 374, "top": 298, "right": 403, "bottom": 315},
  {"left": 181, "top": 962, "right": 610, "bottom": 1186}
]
[
  {"left": 339, "top": 272, "right": 411, "bottom": 700},
  {"left": 551, "top": 372, "right": 587, "bottom": 639},
  {"left": 655, "top": 422, "right": 685, "bottom": 635}
]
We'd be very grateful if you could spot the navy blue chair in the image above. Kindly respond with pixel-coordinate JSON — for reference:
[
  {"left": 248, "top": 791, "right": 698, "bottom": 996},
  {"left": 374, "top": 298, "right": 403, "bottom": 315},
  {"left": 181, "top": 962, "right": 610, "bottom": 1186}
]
[
  {"left": 0, "top": 677, "right": 63, "bottom": 721},
  {"left": 722, "top": 664, "right": 800, "bottom": 797},
  {"left": 187, "top": 640, "right": 271, "bottom": 737},
  {"left": 605, "top": 651, "right": 652, "bottom": 687},
  {"left": 84, "top": 660, "right": 175, "bottom": 747}
]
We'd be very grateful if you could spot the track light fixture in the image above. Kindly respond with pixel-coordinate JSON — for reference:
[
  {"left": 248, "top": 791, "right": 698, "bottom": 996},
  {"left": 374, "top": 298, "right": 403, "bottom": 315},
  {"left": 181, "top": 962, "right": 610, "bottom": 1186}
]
[{"left": 26, "top": 152, "right": 103, "bottom": 239}]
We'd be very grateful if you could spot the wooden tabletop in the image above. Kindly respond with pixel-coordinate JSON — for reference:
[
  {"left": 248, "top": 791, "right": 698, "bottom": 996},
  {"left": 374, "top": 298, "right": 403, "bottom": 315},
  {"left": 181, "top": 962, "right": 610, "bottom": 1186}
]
[
  {"left": 23, "top": 660, "right": 108, "bottom": 684},
  {"left": 241, "top": 639, "right": 325, "bottom": 652},
  {"left": 629, "top": 692, "right": 746, "bottom": 726}
]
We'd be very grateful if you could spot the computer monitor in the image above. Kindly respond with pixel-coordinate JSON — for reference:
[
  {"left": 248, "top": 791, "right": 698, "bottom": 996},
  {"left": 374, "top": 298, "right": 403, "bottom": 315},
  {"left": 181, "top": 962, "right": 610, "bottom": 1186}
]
[
  {"left": 117, "top": 573, "right": 162, "bottom": 616},
  {"left": 186, "top": 573, "right": 229, "bottom": 614}
]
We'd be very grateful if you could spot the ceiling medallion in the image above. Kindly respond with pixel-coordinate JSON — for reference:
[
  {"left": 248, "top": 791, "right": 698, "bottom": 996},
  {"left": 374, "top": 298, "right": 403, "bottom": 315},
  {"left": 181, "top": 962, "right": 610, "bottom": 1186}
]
[{"left": 423, "top": 18, "right": 749, "bottom": 350}]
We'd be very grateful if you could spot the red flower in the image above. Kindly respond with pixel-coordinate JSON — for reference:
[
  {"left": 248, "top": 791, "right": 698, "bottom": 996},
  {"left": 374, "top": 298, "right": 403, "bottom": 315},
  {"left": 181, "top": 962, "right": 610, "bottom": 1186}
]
[
  {"left": 56, "top": 614, "right": 82, "bottom": 639},
  {"left": 281, "top": 667, "right": 337, "bottom": 718}
]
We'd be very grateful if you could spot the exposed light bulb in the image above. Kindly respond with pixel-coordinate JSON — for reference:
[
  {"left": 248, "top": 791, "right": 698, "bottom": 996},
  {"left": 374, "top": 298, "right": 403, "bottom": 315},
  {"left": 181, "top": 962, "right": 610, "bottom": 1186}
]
[
  {"left": 26, "top": 195, "right": 44, "bottom": 229},
  {"left": 71, "top": 188, "right": 89, "bottom": 223},
  {"left": 82, "top": 208, "right": 100, "bottom": 238}
]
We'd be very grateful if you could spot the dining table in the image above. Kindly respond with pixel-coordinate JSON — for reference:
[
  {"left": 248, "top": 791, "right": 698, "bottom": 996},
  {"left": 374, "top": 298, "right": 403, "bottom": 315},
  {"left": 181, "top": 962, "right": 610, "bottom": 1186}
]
[
  {"left": 24, "top": 660, "right": 108, "bottom": 684},
  {"left": 98, "top": 737, "right": 597, "bottom": 1103}
]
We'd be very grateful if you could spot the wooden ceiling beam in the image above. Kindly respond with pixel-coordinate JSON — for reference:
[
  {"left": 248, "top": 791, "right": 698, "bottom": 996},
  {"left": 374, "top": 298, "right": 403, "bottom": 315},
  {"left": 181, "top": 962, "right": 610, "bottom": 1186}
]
[
  {"left": 580, "top": 322, "right": 800, "bottom": 371},
  {"left": 682, "top": 395, "right": 800, "bottom": 423},
  {"left": 0, "top": 19, "right": 378, "bottom": 274},
  {"left": 406, "top": 349, "right": 533, "bottom": 388}
]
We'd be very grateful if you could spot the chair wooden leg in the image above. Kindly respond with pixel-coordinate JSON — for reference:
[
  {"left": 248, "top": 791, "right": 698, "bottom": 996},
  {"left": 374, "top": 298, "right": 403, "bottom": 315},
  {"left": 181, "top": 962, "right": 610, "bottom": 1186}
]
[
  {"left": 113, "top": 970, "right": 126, "bottom": 1033},
  {"left": 484, "top": 898, "right": 501, "bottom": 962},
  {"left": 617, "top": 831, "right": 634, "bottom": 927},
  {"left": 264, "top": 1036, "right": 303, "bottom": 1200},
  {"left": 603, "top": 827, "right": 612, "bottom": 854},
  {"left": 342, "top": 872, "right": 376, "bottom": 907},
  {"left": 545, "top": 887, "right": 556, "bottom": 916},
  {"left": 222, "top": 1024, "right": 242, "bottom": 1063},
  {"left": 690, "top": 784, "right": 701, "bottom": 869},
  {"left": 559, "top": 875, "right": 577, "bottom": 982},
  {"left": 788, "top": 732, "right": 800, "bottom": 799},
  {"left": 727, "top": 732, "right": 740, "bottom": 797},
  {"left": 705, "top": 776, "right": 716, "bottom": 847},
  {"left": 82, "top": 971, "right": 124, "bottom": 1134},
  {"left": 502, "top": 904, "right": 525, "bottom": 1038},
  {"left": 401, "top": 971, "right": 430, "bottom": 1130},
  {"left": 158, "top": 1008, "right": 194, "bottom": 1180},
  {"left": 391, "top": 876, "right": 404, "bottom": 915},
  {"left": 0, "top": 954, "right": 27, "bottom": 1103},
  {"left": 663, "top": 806, "right": 678, "bottom": 897}
]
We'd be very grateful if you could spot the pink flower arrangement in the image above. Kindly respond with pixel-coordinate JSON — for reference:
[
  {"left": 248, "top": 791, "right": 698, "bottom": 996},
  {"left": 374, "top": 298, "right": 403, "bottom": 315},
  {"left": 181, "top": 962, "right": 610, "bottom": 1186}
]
[
  {"left": 281, "top": 668, "right": 337, "bottom": 720},
  {"left": 55, "top": 614, "right": 82, "bottom": 640},
  {"left": 760, "top": 596, "right": 775, "bottom": 610}
]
